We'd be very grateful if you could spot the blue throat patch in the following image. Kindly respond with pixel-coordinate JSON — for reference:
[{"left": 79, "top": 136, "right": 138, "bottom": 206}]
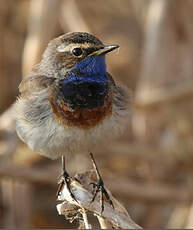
[
  {"left": 62, "top": 55, "right": 108, "bottom": 84},
  {"left": 60, "top": 55, "right": 109, "bottom": 109},
  {"left": 72, "top": 55, "right": 106, "bottom": 77}
]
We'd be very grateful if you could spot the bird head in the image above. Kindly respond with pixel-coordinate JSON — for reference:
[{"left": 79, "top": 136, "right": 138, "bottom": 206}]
[
  {"left": 40, "top": 32, "right": 119, "bottom": 110},
  {"left": 41, "top": 32, "right": 119, "bottom": 74}
]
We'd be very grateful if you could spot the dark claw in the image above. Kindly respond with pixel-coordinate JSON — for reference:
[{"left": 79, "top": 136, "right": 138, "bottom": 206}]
[
  {"left": 89, "top": 153, "right": 114, "bottom": 213},
  {"left": 57, "top": 171, "right": 78, "bottom": 203},
  {"left": 90, "top": 180, "right": 114, "bottom": 212},
  {"left": 57, "top": 156, "right": 78, "bottom": 203},
  {"left": 102, "top": 187, "right": 114, "bottom": 209},
  {"left": 91, "top": 184, "right": 100, "bottom": 202},
  {"left": 56, "top": 179, "right": 64, "bottom": 197}
]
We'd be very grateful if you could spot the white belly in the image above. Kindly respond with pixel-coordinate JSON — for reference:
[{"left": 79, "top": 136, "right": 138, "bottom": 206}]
[{"left": 16, "top": 110, "right": 125, "bottom": 159}]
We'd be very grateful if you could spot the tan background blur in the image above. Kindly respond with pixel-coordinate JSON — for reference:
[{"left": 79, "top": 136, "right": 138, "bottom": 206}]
[{"left": 0, "top": 0, "right": 193, "bottom": 228}]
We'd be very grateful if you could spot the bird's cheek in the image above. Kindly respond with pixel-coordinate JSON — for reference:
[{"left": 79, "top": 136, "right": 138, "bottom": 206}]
[{"left": 56, "top": 54, "right": 77, "bottom": 70}]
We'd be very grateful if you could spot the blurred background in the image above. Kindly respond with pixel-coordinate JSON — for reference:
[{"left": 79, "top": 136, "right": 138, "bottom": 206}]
[{"left": 0, "top": 0, "right": 193, "bottom": 228}]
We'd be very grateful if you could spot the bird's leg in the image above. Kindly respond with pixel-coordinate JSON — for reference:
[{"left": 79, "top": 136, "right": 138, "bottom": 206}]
[
  {"left": 56, "top": 156, "right": 78, "bottom": 203},
  {"left": 57, "top": 156, "right": 68, "bottom": 196},
  {"left": 89, "top": 153, "right": 114, "bottom": 213}
]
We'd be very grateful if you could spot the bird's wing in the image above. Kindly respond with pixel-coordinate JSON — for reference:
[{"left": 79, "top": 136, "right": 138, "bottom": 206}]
[{"left": 19, "top": 75, "right": 56, "bottom": 98}]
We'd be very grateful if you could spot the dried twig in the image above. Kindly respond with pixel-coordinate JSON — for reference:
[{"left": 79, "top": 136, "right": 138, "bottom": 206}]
[{"left": 57, "top": 170, "right": 142, "bottom": 229}]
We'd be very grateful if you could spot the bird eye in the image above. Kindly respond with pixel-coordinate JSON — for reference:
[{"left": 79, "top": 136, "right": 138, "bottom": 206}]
[{"left": 72, "top": 48, "right": 83, "bottom": 56}]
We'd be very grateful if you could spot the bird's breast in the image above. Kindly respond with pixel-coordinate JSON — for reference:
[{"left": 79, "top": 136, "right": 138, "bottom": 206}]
[
  {"left": 61, "top": 77, "right": 108, "bottom": 109},
  {"left": 49, "top": 93, "right": 112, "bottom": 129},
  {"left": 49, "top": 74, "right": 113, "bottom": 129}
]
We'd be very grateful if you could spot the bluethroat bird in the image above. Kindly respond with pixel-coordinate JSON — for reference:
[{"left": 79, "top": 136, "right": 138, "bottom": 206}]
[{"left": 15, "top": 32, "right": 130, "bottom": 209}]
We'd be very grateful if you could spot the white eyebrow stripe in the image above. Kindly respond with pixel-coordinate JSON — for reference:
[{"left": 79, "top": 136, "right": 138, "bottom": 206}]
[{"left": 57, "top": 43, "right": 91, "bottom": 53}]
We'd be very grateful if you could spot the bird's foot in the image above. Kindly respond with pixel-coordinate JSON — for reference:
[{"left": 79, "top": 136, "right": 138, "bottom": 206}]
[
  {"left": 56, "top": 156, "right": 78, "bottom": 203},
  {"left": 90, "top": 178, "right": 114, "bottom": 213},
  {"left": 89, "top": 153, "right": 114, "bottom": 213}
]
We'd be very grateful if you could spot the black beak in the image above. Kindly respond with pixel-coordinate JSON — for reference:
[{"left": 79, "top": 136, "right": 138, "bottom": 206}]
[{"left": 88, "top": 45, "right": 119, "bottom": 56}]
